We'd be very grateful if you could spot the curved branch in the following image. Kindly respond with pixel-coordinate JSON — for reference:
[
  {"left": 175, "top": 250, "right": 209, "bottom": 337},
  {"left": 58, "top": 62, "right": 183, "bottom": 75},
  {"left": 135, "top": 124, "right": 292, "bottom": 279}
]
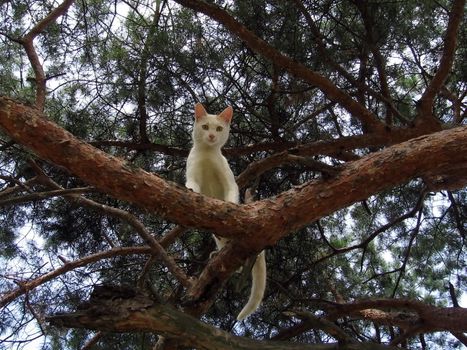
[
  {"left": 173, "top": 0, "right": 385, "bottom": 133},
  {"left": 0, "top": 247, "right": 152, "bottom": 308},
  {"left": 417, "top": 0, "right": 465, "bottom": 120},
  {"left": 19, "top": 0, "right": 76, "bottom": 110},
  {"left": 0, "top": 187, "right": 96, "bottom": 207}
]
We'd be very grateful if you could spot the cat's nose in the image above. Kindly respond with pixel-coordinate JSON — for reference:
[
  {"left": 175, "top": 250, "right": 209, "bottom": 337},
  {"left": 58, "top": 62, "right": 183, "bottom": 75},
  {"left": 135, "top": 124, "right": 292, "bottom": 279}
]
[{"left": 208, "top": 134, "right": 215, "bottom": 140}]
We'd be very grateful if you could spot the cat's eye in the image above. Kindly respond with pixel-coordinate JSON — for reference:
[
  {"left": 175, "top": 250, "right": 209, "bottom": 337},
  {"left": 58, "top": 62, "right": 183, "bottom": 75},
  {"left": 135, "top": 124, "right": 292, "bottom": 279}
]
[
  {"left": 202, "top": 124, "right": 209, "bottom": 130},
  {"left": 216, "top": 126, "right": 223, "bottom": 132}
]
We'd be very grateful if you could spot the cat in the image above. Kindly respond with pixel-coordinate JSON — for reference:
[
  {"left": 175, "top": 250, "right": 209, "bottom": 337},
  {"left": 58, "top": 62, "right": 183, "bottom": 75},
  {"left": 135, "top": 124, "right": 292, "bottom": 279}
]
[{"left": 185, "top": 102, "right": 266, "bottom": 321}]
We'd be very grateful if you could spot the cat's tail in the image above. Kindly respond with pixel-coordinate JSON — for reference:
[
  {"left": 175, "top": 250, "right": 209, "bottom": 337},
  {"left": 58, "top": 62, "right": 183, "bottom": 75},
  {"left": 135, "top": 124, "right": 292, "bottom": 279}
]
[{"left": 236, "top": 251, "right": 266, "bottom": 321}]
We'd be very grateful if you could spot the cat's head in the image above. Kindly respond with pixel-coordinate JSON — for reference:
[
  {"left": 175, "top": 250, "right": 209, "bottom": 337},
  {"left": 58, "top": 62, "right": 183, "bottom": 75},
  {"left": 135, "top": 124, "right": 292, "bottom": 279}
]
[{"left": 192, "top": 103, "right": 233, "bottom": 148}]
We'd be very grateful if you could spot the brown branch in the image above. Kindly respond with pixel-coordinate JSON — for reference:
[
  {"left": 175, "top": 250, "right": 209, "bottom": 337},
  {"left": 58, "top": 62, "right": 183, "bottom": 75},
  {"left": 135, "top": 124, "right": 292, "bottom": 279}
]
[
  {"left": 417, "top": 0, "right": 465, "bottom": 121},
  {"left": 447, "top": 282, "right": 467, "bottom": 346},
  {"left": 283, "top": 310, "right": 355, "bottom": 344},
  {"left": 0, "top": 176, "right": 38, "bottom": 198},
  {"left": 323, "top": 298, "right": 467, "bottom": 334},
  {"left": 89, "top": 140, "right": 188, "bottom": 157},
  {"left": 353, "top": 1, "right": 394, "bottom": 125},
  {"left": 18, "top": 40, "right": 47, "bottom": 111},
  {"left": 29, "top": 162, "right": 192, "bottom": 289},
  {"left": 136, "top": 0, "right": 166, "bottom": 143},
  {"left": 290, "top": 0, "right": 409, "bottom": 126},
  {"left": 18, "top": 0, "right": 75, "bottom": 110},
  {"left": 2, "top": 97, "right": 467, "bottom": 241},
  {"left": 23, "top": 0, "right": 76, "bottom": 41},
  {"left": 80, "top": 332, "right": 105, "bottom": 350},
  {"left": 314, "top": 191, "right": 426, "bottom": 266},
  {"left": 117, "top": 210, "right": 193, "bottom": 289},
  {"left": 0, "top": 246, "right": 152, "bottom": 308},
  {"left": 0, "top": 187, "right": 96, "bottom": 207},
  {"left": 1, "top": 95, "right": 467, "bottom": 247},
  {"left": 46, "top": 285, "right": 401, "bottom": 350},
  {"left": 173, "top": 0, "right": 385, "bottom": 133},
  {"left": 236, "top": 151, "right": 341, "bottom": 189}
]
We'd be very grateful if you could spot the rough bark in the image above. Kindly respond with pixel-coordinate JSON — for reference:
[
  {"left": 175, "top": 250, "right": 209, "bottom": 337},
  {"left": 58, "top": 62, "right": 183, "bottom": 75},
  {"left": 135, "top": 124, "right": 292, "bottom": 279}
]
[{"left": 46, "top": 285, "right": 401, "bottom": 350}]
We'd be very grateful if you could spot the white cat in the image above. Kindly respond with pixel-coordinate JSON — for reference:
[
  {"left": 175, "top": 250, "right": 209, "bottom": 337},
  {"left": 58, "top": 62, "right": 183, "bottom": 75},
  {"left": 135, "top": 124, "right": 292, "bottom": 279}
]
[{"left": 185, "top": 103, "right": 266, "bottom": 321}]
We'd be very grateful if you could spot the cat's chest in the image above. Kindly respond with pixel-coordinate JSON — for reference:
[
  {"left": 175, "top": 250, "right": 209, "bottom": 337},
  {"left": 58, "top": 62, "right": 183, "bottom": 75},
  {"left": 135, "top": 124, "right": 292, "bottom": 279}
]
[
  {"left": 190, "top": 153, "right": 231, "bottom": 199},
  {"left": 196, "top": 155, "right": 227, "bottom": 181}
]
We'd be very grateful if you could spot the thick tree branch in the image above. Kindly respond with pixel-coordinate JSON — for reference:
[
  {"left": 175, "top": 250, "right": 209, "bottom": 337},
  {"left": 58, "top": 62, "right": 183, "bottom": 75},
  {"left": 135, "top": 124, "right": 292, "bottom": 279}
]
[
  {"left": 323, "top": 298, "right": 467, "bottom": 334},
  {"left": 1, "top": 96, "right": 467, "bottom": 248},
  {"left": 1, "top": 97, "right": 467, "bottom": 312},
  {"left": 46, "top": 285, "right": 401, "bottom": 350}
]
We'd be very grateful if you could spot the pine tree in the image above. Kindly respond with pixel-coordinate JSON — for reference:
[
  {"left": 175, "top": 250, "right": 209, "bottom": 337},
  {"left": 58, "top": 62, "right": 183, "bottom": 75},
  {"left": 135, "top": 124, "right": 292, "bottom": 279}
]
[{"left": 0, "top": 0, "right": 466, "bottom": 349}]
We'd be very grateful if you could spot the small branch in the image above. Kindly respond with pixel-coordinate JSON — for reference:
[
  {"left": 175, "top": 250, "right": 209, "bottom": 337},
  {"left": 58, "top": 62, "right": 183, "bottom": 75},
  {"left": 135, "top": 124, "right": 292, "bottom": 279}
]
[
  {"left": 120, "top": 212, "right": 193, "bottom": 289},
  {"left": 29, "top": 161, "right": 192, "bottom": 288},
  {"left": 236, "top": 151, "right": 341, "bottom": 189},
  {"left": 159, "top": 225, "right": 187, "bottom": 248},
  {"left": 290, "top": 0, "right": 409, "bottom": 126},
  {"left": 354, "top": 1, "right": 395, "bottom": 125},
  {"left": 391, "top": 207, "right": 423, "bottom": 297},
  {"left": 23, "top": 0, "right": 76, "bottom": 41},
  {"left": 313, "top": 191, "right": 426, "bottom": 266},
  {"left": 284, "top": 310, "right": 355, "bottom": 344},
  {"left": 89, "top": 140, "right": 188, "bottom": 157},
  {"left": 18, "top": 0, "right": 76, "bottom": 110},
  {"left": 448, "top": 281, "right": 460, "bottom": 307},
  {"left": 0, "top": 175, "right": 38, "bottom": 198},
  {"left": 0, "top": 246, "right": 152, "bottom": 308},
  {"left": 0, "top": 187, "right": 96, "bottom": 207},
  {"left": 136, "top": 1, "right": 166, "bottom": 143},
  {"left": 447, "top": 191, "right": 466, "bottom": 239},
  {"left": 417, "top": 0, "right": 465, "bottom": 121}
]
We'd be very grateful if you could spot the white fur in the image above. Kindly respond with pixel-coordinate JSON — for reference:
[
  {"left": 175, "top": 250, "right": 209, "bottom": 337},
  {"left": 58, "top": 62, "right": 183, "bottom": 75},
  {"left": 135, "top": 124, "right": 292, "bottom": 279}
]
[{"left": 185, "top": 103, "right": 266, "bottom": 320}]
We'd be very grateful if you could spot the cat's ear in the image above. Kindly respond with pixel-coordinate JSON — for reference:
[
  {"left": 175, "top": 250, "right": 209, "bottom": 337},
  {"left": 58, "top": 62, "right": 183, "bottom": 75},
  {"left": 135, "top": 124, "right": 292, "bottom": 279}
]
[
  {"left": 218, "top": 106, "right": 233, "bottom": 124},
  {"left": 194, "top": 103, "right": 208, "bottom": 121}
]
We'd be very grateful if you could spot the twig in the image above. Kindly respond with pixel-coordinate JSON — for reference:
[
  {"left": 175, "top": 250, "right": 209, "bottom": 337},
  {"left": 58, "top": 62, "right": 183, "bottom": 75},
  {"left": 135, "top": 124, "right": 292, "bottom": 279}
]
[{"left": 0, "top": 187, "right": 96, "bottom": 207}]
